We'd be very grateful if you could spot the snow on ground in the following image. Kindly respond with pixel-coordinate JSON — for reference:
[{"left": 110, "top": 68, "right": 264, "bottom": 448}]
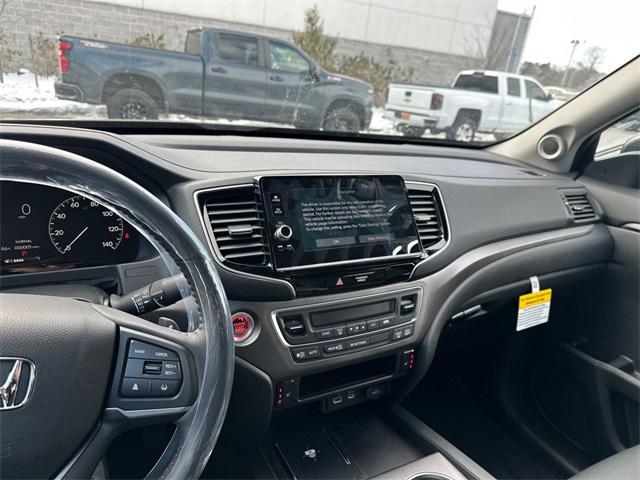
[
  {"left": 0, "top": 73, "right": 493, "bottom": 142},
  {"left": 0, "top": 73, "right": 105, "bottom": 117},
  {"left": 367, "top": 107, "right": 399, "bottom": 136}
]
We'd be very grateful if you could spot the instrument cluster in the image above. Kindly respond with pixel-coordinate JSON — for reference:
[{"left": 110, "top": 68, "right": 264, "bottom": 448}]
[{"left": 1, "top": 181, "right": 147, "bottom": 274}]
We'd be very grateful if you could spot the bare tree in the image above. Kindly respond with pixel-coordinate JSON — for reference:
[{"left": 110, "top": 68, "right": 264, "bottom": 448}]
[
  {"left": 0, "top": 0, "right": 15, "bottom": 23},
  {"left": 462, "top": 12, "right": 511, "bottom": 70},
  {"left": 0, "top": 0, "right": 19, "bottom": 82},
  {"left": 580, "top": 46, "right": 606, "bottom": 71}
]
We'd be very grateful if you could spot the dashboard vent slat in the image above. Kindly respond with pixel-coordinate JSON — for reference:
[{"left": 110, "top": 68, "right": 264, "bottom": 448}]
[
  {"left": 408, "top": 186, "right": 448, "bottom": 253},
  {"left": 199, "top": 186, "right": 270, "bottom": 266},
  {"left": 562, "top": 192, "right": 597, "bottom": 223}
]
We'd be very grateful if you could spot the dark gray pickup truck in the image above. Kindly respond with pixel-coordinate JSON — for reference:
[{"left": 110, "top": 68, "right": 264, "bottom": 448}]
[{"left": 54, "top": 28, "right": 373, "bottom": 131}]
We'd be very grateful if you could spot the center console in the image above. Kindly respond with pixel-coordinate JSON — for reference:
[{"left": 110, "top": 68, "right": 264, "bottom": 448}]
[
  {"left": 196, "top": 175, "right": 446, "bottom": 426},
  {"left": 196, "top": 175, "right": 448, "bottom": 297}
]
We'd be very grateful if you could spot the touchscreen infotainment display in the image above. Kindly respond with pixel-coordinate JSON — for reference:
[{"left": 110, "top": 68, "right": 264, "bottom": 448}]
[{"left": 261, "top": 176, "right": 421, "bottom": 270}]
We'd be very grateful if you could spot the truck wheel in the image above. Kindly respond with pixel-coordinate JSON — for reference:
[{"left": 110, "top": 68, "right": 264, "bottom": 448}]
[
  {"left": 323, "top": 107, "right": 362, "bottom": 133},
  {"left": 448, "top": 116, "right": 477, "bottom": 142},
  {"left": 107, "top": 88, "right": 159, "bottom": 120}
]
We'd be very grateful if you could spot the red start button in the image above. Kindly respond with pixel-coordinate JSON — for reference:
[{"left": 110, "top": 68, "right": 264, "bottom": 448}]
[{"left": 232, "top": 312, "right": 255, "bottom": 342}]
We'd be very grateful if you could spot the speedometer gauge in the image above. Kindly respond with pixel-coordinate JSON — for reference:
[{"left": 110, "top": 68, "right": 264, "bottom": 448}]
[{"left": 49, "top": 196, "right": 124, "bottom": 254}]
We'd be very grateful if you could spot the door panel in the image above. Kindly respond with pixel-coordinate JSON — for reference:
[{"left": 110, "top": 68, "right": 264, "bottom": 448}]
[
  {"left": 501, "top": 77, "right": 529, "bottom": 132},
  {"left": 537, "top": 147, "right": 640, "bottom": 463},
  {"left": 525, "top": 79, "right": 553, "bottom": 123},
  {"left": 264, "top": 40, "right": 320, "bottom": 126},
  {"left": 203, "top": 32, "right": 267, "bottom": 119}
]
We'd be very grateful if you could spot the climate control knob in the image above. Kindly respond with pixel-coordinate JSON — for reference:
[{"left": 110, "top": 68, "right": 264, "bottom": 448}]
[{"left": 274, "top": 224, "right": 293, "bottom": 242}]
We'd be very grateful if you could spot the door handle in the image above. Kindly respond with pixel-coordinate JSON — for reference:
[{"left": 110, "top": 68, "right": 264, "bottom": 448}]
[
  {"left": 210, "top": 66, "right": 227, "bottom": 74},
  {"left": 270, "top": 75, "right": 284, "bottom": 82}
]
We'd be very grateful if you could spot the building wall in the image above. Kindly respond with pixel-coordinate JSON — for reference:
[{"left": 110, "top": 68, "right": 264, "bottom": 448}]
[
  {"left": 83, "top": 0, "right": 498, "bottom": 58},
  {"left": 1, "top": 0, "right": 496, "bottom": 86},
  {"left": 486, "top": 10, "right": 532, "bottom": 73}
]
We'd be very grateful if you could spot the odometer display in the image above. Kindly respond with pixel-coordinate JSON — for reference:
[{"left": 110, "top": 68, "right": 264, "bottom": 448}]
[{"left": 49, "top": 196, "right": 124, "bottom": 255}]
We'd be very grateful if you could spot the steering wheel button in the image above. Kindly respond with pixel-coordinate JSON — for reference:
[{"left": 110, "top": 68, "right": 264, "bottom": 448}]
[
  {"left": 162, "top": 361, "right": 182, "bottom": 379},
  {"left": 128, "top": 339, "right": 178, "bottom": 361},
  {"left": 150, "top": 379, "right": 180, "bottom": 397},
  {"left": 121, "top": 378, "right": 151, "bottom": 397},
  {"left": 142, "top": 361, "right": 163, "bottom": 375}
]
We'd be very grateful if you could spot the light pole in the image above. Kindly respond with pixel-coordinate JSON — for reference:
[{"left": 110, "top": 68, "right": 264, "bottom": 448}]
[{"left": 562, "top": 39, "right": 581, "bottom": 87}]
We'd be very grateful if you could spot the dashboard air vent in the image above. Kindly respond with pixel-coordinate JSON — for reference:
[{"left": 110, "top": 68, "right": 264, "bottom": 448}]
[
  {"left": 407, "top": 185, "right": 448, "bottom": 253},
  {"left": 200, "top": 186, "right": 269, "bottom": 266},
  {"left": 563, "top": 192, "right": 597, "bottom": 222}
]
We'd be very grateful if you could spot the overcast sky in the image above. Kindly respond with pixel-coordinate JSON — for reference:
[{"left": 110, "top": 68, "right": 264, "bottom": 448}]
[{"left": 497, "top": 0, "right": 639, "bottom": 72}]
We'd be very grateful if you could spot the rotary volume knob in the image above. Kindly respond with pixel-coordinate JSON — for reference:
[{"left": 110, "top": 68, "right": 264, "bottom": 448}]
[{"left": 274, "top": 224, "right": 293, "bottom": 242}]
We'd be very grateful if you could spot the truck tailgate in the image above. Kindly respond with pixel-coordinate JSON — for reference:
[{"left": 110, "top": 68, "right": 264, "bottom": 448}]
[{"left": 387, "top": 84, "right": 435, "bottom": 110}]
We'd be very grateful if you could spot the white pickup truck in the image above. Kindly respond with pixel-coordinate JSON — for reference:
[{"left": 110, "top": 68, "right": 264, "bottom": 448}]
[{"left": 384, "top": 70, "right": 564, "bottom": 141}]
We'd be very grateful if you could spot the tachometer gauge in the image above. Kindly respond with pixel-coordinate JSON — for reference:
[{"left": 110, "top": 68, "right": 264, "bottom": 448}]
[{"left": 49, "top": 196, "right": 124, "bottom": 254}]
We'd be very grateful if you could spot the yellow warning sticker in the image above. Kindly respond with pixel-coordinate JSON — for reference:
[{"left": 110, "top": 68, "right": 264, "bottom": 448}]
[{"left": 517, "top": 288, "right": 552, "bottom": 331}]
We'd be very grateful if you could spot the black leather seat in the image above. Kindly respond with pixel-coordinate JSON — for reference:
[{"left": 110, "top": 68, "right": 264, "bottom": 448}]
[{"left": 571, "top": 445, "right": 639, "bottom": 480}]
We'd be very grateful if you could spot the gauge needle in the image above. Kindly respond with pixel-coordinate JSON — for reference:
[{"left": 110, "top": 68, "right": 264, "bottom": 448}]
[{"left": 64, "top": 226, "right": 88, "bottom": 252}]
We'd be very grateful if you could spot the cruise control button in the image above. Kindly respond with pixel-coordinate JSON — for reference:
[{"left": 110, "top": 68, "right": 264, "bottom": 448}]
[
  {"left": 162, "top": 361, "right": 182, "bottom": 379},
  {"left": 143, "top": 361, "right": 163, "bottom": 375},
  {"left": 128, "top": 340, "right": 178, "bottom": 361},
  {"left": 150, "top": 379, "right": 180, "bottom": 397},
  {"left": 121, "top": 378, "right": 151, "bottom": 397}
]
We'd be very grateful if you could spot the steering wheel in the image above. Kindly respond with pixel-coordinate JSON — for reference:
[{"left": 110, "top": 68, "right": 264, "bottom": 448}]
[{"left": 0, "top": 140, "right": 235, "bottom": 479}]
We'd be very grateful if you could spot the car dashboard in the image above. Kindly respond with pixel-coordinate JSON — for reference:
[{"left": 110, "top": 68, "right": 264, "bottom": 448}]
[{"left": 0, "top": 124, "right": 613, "bottom": 441}]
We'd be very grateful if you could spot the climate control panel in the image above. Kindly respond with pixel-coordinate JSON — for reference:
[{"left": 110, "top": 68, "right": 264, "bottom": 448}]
[{"left": 272, "top": 287, "right": 422, "bottom": 363}]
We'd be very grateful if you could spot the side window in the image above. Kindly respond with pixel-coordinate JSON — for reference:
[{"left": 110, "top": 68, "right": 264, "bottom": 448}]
[
  {"left": 185, "top": 30, "right": 202, "bottom": 55},
  {"left": 453, "top": 74, "right": 499, "bottom": 94},
  {"left": 269, "top": 42, "right": 309, "bottom": 73},
  {"left": 507, "top": 77, "right": 521, "bottom": 97},
  {"left": 216, "top": 33, "right": 259, "bottom": 66},
  {"left": 525, "top": 80, "right": 547, "bottom": 101},
  {"left": 595, "top": 110, "right": 640, "bottom": 160}
]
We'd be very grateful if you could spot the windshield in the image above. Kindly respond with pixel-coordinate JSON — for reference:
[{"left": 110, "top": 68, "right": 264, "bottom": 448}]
[{"left": 0, "top": 0, "right": 637, "bottom": 145}]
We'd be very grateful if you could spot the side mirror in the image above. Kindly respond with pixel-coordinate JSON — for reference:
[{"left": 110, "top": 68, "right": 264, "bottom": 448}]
[
  {"left": 309, "top": 64, "right": 320, "bottom": 81},
  {"left": 546, "top": 92, "right": 554, "bottom": 101}
]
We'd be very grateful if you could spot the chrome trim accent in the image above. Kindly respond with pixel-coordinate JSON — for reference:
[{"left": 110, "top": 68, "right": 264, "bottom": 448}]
[
  {"left": 0, "top": 357, "right": 36, "bottom": 410},
  {"left": 270, "top": 286, "right": 423, "bottom": 348},
  {"left": 276, "top": 252, "right": 422, "bottom": 272}
]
